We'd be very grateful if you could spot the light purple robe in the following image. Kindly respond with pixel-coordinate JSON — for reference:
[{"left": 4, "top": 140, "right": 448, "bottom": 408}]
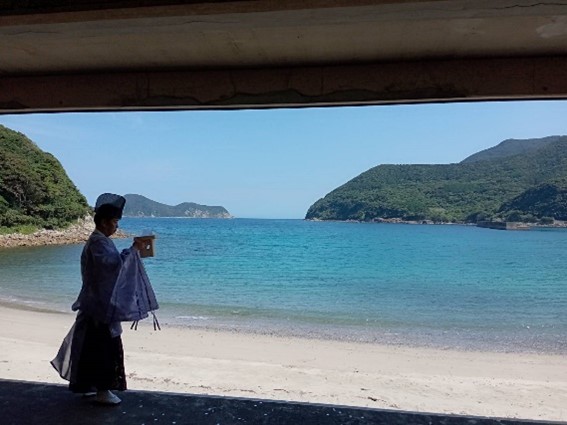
[{"left": 51, "top": 230, "right": 159, "bottom": 382}]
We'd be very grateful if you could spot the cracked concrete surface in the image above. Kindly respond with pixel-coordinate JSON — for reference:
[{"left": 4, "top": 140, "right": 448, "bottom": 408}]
[{"left": 1, "top": 0, "right": 567, "bottom": 112}]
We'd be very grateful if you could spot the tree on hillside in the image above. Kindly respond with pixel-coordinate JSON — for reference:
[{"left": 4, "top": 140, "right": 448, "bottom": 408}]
[{"left": 0, "top": 125, "right": 90, "bottom": 230}]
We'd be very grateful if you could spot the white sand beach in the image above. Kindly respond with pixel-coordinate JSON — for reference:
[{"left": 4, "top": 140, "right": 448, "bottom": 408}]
[{"left": 0, "top": 304, "right": 565, "bottom": 421}]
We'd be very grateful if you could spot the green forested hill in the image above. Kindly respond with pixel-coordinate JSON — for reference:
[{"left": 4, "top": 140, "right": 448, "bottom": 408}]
[
  {"left": 460, "top": 136, "right": 564, "bottom": 163},
  {"left": 498, "top": 183, "right": 567, "bottom": 221},
  {"left": 306, "top": 136, "right": 567, "bottom": 223},
  {"left": 0, "top": 125, "right": 90, "bottom": 231},
  {"left": 123, "top": 194, "right": 232, "bottom": 218}
]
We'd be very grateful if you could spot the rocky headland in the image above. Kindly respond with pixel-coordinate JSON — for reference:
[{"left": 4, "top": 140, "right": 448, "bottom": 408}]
[{"left": 0, "top": 216, "right": 128, "bottom": 248}]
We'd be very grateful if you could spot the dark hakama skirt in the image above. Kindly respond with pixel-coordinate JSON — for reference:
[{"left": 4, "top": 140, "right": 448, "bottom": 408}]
[{"left": 68, "top": 316, "right": 127, "bottom": 393}]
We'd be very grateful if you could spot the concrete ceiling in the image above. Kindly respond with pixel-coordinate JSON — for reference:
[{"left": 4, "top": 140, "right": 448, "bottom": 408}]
[{"left": 2, "top": 0, "right": 567, "bottom": 112}]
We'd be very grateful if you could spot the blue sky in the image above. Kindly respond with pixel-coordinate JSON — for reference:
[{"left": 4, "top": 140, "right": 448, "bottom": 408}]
[{"left": 1, "top": 101, "right": 567, "bottom": 218}]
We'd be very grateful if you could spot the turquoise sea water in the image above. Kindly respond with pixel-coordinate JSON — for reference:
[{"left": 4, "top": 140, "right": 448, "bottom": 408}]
[{"left": 1, "top": 218, "right": 566, "bottom": 353}]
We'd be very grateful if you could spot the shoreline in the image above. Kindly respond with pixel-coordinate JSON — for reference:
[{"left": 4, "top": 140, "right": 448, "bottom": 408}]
[
  {"left": 0, "top": 217, "right": 130, "bottom": 248},
  {"left": 307, "top": 217, "right": 567, "bottom": 228},
  {"left": 1, "top": 297, "right": 564, "bottom": 355},
  {"left": 0, "top": 303, "right": 565, "bottom": 421},
  {"left": 165, "top": 314, "right": 567, "bottom": 355},
  {"left": 0, "top": 217, "right": 94, "bottom": 248}
]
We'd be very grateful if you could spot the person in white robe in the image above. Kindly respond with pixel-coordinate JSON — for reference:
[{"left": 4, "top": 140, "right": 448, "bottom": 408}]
[{"left": 51, "top": 193, "right": 159, "bottom": 406}]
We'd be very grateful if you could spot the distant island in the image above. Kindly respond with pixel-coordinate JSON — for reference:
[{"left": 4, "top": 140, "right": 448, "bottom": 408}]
[
  {"left": 306, "top": 136, "right": 567, "bottom": 225},
  {"left": 0, "top": 124, "right": 231, "bottom": 247},
  {"left": 123, "top": 194, "right": 232, "bottom": 218}
]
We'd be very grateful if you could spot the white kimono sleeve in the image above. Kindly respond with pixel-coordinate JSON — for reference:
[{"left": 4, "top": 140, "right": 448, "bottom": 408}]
[{"left": 105, "top": 249, "right": 159, "bottom": 328}]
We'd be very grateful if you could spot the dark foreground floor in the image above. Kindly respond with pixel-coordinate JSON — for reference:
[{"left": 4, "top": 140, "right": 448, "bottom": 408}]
[{"left": 0, "top": 379, "right": 564, "bottom": 425}]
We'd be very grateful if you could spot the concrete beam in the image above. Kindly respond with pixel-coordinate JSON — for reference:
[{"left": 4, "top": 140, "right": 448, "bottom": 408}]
[
  {"left": 0, "top": 1, "right": 463, "bottom": 24},
  {"left": 2, "top": 56, "right": 567, "bottom": 113}
]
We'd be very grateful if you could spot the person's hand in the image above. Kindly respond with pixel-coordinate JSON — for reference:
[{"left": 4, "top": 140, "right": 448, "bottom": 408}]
[{"left": 132, "top": 238, "right": 146, "bottom": 251}]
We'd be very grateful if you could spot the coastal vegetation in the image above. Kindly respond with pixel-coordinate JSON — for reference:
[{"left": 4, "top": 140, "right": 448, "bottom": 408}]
[
  {"left": 123, "top": 194, "right": 232, "bottom": 218},
  {"left": 497, "top": 182, "right": 567, "bottom": 222},
  {"left": 306, "top": 136, "right": 567, "bottom": 223},
  {"left": 0, "top": 125, "right": 90, "bottom": 233}
]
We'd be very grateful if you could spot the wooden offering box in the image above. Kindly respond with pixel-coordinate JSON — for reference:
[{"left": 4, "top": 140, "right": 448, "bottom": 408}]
[{"left": 134, "top": 235, "right": 156, "bottom": 258}]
